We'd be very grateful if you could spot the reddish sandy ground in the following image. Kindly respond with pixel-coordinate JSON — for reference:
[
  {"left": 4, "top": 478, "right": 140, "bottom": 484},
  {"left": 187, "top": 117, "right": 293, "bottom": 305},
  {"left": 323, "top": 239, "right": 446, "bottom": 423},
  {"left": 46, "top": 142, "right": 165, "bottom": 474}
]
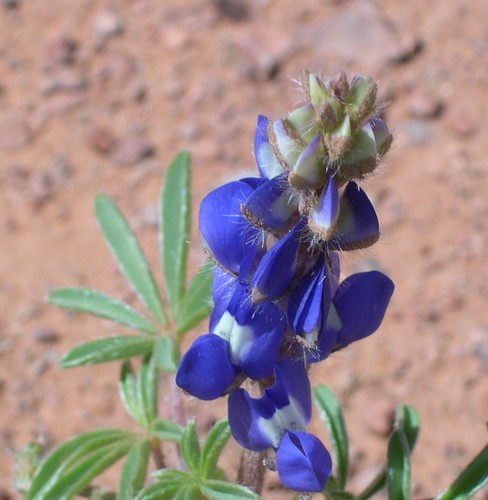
[{"left": 1, "top": 0, "right": 487, "bottom": 498}]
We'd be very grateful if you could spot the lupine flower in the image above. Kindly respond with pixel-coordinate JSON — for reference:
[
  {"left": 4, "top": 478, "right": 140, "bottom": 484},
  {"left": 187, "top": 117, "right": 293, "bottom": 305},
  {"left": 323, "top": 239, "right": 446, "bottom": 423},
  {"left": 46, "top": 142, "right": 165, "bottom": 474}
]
[{"left": 176, "top": 71, "right": 394, "bottom": 493}]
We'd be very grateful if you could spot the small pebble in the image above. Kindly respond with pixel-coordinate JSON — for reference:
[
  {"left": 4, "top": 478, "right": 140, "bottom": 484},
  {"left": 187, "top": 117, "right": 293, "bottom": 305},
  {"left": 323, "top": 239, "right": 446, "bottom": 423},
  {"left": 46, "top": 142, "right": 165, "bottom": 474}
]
[
  {"left": 93, "top": 10, "right": 125, "bottom": 45},
  {"left": 33, "top": 327, "right": 59, "bottom": 344},
  {"left": 399, "top": 119, "right": 435, "bottom": 147},
  {"left": 44, "top": 36, "right": 78, "bottom": 67},
  {"left": 109, "top": 135, "right": 155, "bottom": 166},
  {"left": 407, "top": 89, "right": 443, "bottom": 119}
]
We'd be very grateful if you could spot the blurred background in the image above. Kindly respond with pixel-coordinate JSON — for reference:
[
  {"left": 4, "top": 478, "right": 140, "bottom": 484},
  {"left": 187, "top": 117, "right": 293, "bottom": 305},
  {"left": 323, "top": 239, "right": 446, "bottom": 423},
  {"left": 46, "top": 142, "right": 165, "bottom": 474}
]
[{"left": 1, "top": 0, "right": 487, "bottom": 497}]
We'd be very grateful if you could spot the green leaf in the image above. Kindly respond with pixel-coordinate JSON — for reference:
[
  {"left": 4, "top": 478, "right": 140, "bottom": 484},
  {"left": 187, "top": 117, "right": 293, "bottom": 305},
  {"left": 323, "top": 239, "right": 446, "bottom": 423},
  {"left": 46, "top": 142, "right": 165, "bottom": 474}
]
[
  {"left": 61, "top": 336, "right": 155, "bottom": 367},
  {"left": 137, "top": 470, "right": 192, "bottom": 500},
  {"left": 117, "top": 439, "right": 151, "bottom": 500},
  {"left": 151, "top": 418, "right": 183, "bottom": 444},
  {"left": 27, "top": 429, "right": 135, "bottom": 500},
  {"left": 48, "top": 288, "right": 157, "bottom": 335},
  {"left": 180, "top": 420, "right": 201, "bottom": 473},
  {"left": 175, "top": 260, "right": 214, "bottom": 336},
  {"left": 138, "top": 353, "right": 158, "bottom": 427},
  {"left": 119, "top": 361, "right": 141, "bottom": 424},
  {"left": 160, "top": 151, "right": 191, "bottom": 319},
  {"left": 199, "top": 420, "right": 231, "bottom": 479},
  {"left": 95, "top": 194, "right": 166, "bottom": 325},
  {"left": 154, "top": 336, "right": 180, "bottom": 373},
  {"left": 313, "top": 385, "right": 349, "bottom": 489},
  {"left": 387, "top": 430, "right": 411, "bottom": 500},
  {"left": 200, "top": 479, "right": 259, "bottom": 499},
  {"left": 394, "top": 404, "right": 420, "bottom": 453},
  {"left": 435, "top": 444, "right": 488, "bottom": 500}
]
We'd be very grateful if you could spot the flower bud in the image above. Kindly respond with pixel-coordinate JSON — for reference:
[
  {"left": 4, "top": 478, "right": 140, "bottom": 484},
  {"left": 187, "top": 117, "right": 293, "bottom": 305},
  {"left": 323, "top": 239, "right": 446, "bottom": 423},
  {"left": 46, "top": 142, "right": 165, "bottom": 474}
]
[
  {"left": 254, "top": 115, "right": 283, "bottom": 179},
  {"left": 268, "top": 119, "right": 304, "bottom": 171},
  {"left": 325, "top": 114, "right": 352, "bottom": 161},
  {"left": 370, "top": 115, "right": 393, "bottom": 156},
  {"left": 345, "top": 75, "right": 377, "bottom": 127},
  {"left": 306, "top": 72, "right": 328, "bottom": 108},
  {"left": 288, "top": 135, "right": 325, "bottom": 190},
  {"left": 287, "top": 104, "right": 318, "bottom": 143},
  {"left": 339, "top": 121, "right": 378, "bottom": 178},
  {"left": 308, "top": 175, "right": 340, "bottom": 242}
]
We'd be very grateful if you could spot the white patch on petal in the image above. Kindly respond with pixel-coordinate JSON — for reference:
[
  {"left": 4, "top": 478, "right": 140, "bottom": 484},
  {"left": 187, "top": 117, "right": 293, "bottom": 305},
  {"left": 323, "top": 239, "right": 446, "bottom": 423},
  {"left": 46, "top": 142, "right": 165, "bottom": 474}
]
[
  {"left": 213, "top": 311, "right": 235, "bottom": 341},
  {"left": 229, "top": 322, "right": 255, "bottom": 365},
  {"left": 326, "top": 303, "right": 343, "bottom": 331}
]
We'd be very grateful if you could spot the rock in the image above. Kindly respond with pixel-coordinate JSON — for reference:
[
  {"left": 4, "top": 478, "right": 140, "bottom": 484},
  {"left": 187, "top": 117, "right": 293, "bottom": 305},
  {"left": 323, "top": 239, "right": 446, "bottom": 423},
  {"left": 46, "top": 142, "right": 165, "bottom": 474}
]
[
  {"left": 407, "top": 88, "right": 443, "bottom": 119},
  {"left": 300, "top": 0, "right": 420, "bottom": 70},
  {"left": 362, "top": 395, "right": 395, "bottom": 436},
  {"left": 109, "top": 134, "right": 155, "bottom": 166},
  {"left": 398, "top": 119, "right": 435, "bottom": 147},
  {"left": 87, "top": 127, "right": 117, "bottom": 155},
  {"left": 93, "top": 10, "right": 125, "bottom": 45},
  {"left": 32, "top": 327, "right": 59, "bottom": 344},
  {"left": 40, "top": 67, "right": 88, "bottom": 95},
  {"left": 0, "top": 119, "right": 31, "bottom": 151},
  {"left": 44, "top": 36, "right": 78, "bottom": 67}
]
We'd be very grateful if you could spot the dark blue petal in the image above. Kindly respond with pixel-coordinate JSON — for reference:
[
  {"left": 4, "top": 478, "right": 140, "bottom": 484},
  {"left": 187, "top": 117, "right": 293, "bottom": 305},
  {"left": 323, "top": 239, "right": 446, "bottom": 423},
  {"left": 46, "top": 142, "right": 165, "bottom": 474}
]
[
  {"left": 334, "top": 271, "right": 394, "bottom": 346},
  {"left": 328, "top": 252, "right": 341, "bottom": 295},
  {"left": 267, "top": 358, "right": 311, "bottom": 424},
  {"left": 254, "top": 115, "right": 282, "bottom": 179},
  {"left": 212, "top": 285, "right": 285, "bottom": 379},
  {"left": 288, "top": 257, "right": 328, "bottom": 340},
  {"left": 228, "top": 388, "right": 277, "bottom": 451},
  {"left": 276, "top": 431, "right": 332, "bottom": 492},
  {"left": 242, "top": 174, "right": 299, "bottom": 232},
  {"left": 329, "top": 182, "right": 379, "bottom": 251},
  {"left": 175, "top": 334, "right": 239, "bottom": 400},
  {"left": 309, "top": 175, "right": 340, "bottom": 241},
  {"left": 199, "top": 180, "right": 259, "bottom": 274},
  {"left": 251, "top": 218, "right": 306, "bottom": 300},
  {"left": 310, "top": 302, "right": 341, "bottom": 362}
]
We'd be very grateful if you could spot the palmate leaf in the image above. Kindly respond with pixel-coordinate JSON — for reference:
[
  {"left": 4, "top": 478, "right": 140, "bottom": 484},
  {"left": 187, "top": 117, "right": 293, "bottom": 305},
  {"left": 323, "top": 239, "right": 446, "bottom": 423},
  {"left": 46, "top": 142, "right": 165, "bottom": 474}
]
[
  {"left": 119, "top": 361, "right": 141, "bottom": 424},
  {"left": 150, "top": 418, "right": 183, "bottom": 443},
  {"left": 154, "top": 336, "right": 180, "bottom": 373},
  {"left": 61, "top": 336, "right": 155, "bottom": 368},
  {"left": 313, "top": 385, "right": 349, "bottom": 489},
  {"left": 200, "top": 480, "right": 259, "bottom": 499},
  {"left": 435, "top": 444, "right": 488, "bottom": 500},
  {"left": 160, "top": 151, "right": 191, "bottom": 319},
  {"left": 27, "top": 429, "right": 136, "bottom": 500},
  {"left": 175, "top": 260, "right": 214, "bottom": 336},
  {"left": 136, "top": 470, "right": 193, "bottom": 500},
  {"left": 48, "top": 288, "right": 157, "bottom": 335},
  {"left": 199, "top": 420, "right": 231, "bottom": 479},
  {"left": 95, "top": 194, "right": 166, "bottom": 325},
  {"left": 387, "top": 430, "right": 411, "bottom": 500},
  {"left": 117, "top": 439, "right": 151, "bottom": 500},
  {"left": 179, "top": 420, "right": 201, "bottom": 473}
]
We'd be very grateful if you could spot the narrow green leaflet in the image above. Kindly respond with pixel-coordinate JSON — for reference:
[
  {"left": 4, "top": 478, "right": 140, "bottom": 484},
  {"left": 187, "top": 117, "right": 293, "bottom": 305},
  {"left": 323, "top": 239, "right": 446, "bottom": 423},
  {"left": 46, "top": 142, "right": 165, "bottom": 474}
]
[
  {"left": 199, "top": 420, "right": 231, "bottom": 479},
  {"left": 160, "top": 151, "right": 191, "bottom": 318},
  {"left": 394, "top": 404, "right": 420, "bottom": 453},
  {"left": 48, "top": 288, "right": 157, "bottom": 335},
  {"left": 179, "top": 420, "right": 201, "bottom": 473},
  {"left": 95, "top": 194, "right": 166, "bottom": 325},
  {"left": 151, "top": 418, "right": 183, "bottom": 443},
  {"left": 200, "top": 479, "right": 259, "bottom": 499},
  {"left": 117, "top": 439, "right": 151, "bottom": 500},
  {"left": 138, "top": 353, "right": 158, "bottom": 428},
  {"left": 136, "top": 470, "right": 192, "bottom": 500},
  {"left": 387, "top": 430, "right": 411, "bottom": 500},
  {"left": 28, "top": 429, "right": 135, "bottom": 500},
  {"left": 119, "top": 361, "right": 141, "bottom": 424},
  {"left": 313, "top": 385, "right": 349, "bottom": 489},
  {"left": 154, "top": 336, "right": 180, "bottom": 373},
  {"left": 435, "top": 444, "right": 488, "bottom": 500},
  {"left": 61, "top": 336, "right": 155, "bottom": 368},
  {"left": 175, "top": 260, "right": 214, "bottom": 336}
]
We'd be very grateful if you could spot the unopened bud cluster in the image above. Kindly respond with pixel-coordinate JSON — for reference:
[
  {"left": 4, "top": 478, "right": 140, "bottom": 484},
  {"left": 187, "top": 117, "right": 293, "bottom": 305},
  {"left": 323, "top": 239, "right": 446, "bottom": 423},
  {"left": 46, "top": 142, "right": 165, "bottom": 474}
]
[{"left": 176, "top": 71, "right": 394, "bottom": 493}]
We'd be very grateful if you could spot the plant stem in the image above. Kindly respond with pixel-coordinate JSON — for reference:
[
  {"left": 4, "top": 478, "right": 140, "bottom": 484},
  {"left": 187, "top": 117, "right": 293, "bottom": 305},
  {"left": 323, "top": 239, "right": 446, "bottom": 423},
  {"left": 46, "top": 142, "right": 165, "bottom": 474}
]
[
  {"left": 237, "top": 379, "right": 266, "bottom": 494},
  {"left": 151, "top": 439, "right": 166, "bottom": 469}
]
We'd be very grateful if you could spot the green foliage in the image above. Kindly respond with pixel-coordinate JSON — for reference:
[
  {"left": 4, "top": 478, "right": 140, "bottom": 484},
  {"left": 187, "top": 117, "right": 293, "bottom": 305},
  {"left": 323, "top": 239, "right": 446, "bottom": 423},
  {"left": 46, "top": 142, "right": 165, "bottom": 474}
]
[
  {"left": 27, "top": 430, "right": 137, "bottom": 500},
  {"left": 313, "top": 384, "right": 349, "bottom": 490},
  {"left": 387, "top": 430, "right": 411, "bottom": 500},
  {"left": 117, "top": 439, "right": 151, "bottom": 500}
]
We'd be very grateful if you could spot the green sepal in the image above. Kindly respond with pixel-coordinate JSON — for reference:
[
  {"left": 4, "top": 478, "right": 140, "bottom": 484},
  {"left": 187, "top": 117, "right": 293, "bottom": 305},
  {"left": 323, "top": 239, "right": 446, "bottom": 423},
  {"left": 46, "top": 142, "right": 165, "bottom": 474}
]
[
  {"left": 117, "top": 439, "right": 151, "bottom": 500},
  {"left": 175, "top": 261, "right": 214, "bottom": 337},
  {"left": 27, "top": 429, "right": 136, "bottom": 500},
  {"left": 61, "top": 336, "right": 154, "bottom": 368},
  {"left": 387, "top": 430, "right": 411, "bottom": 500},
  {"left": 160, "top": 151, "right": 191, "bottom": 319},
  {"left": 435, "top": 444, "right": 488, "bottom": 500},
  {"left": 95, "top": 194, "right": 166, "bottom": 325},
  {"left": 154, "top": 336, "right": 180, "bottom": 373},
  {"left": 313, "top": 385, "right": 349, "bottom": 489},
  {"left": 48, "top": 288, "right": 157, "bottom": 335},
  {"left": 179, "top": 420, "right": 201, "bottom": 473},
  {"left": 199, "top": 419, "right": 231, "bottom": 479}
]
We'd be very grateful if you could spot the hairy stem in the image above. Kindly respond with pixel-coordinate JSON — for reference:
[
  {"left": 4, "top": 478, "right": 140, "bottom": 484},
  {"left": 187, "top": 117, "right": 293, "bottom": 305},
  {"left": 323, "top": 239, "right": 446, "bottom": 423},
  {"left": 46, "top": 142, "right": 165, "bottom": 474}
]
[
  {"left": 237, "top": 379, "right": 266, "bottom": 494},
  {"left": 151, "top": 439, "right": 166, "bottom": 470}
]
